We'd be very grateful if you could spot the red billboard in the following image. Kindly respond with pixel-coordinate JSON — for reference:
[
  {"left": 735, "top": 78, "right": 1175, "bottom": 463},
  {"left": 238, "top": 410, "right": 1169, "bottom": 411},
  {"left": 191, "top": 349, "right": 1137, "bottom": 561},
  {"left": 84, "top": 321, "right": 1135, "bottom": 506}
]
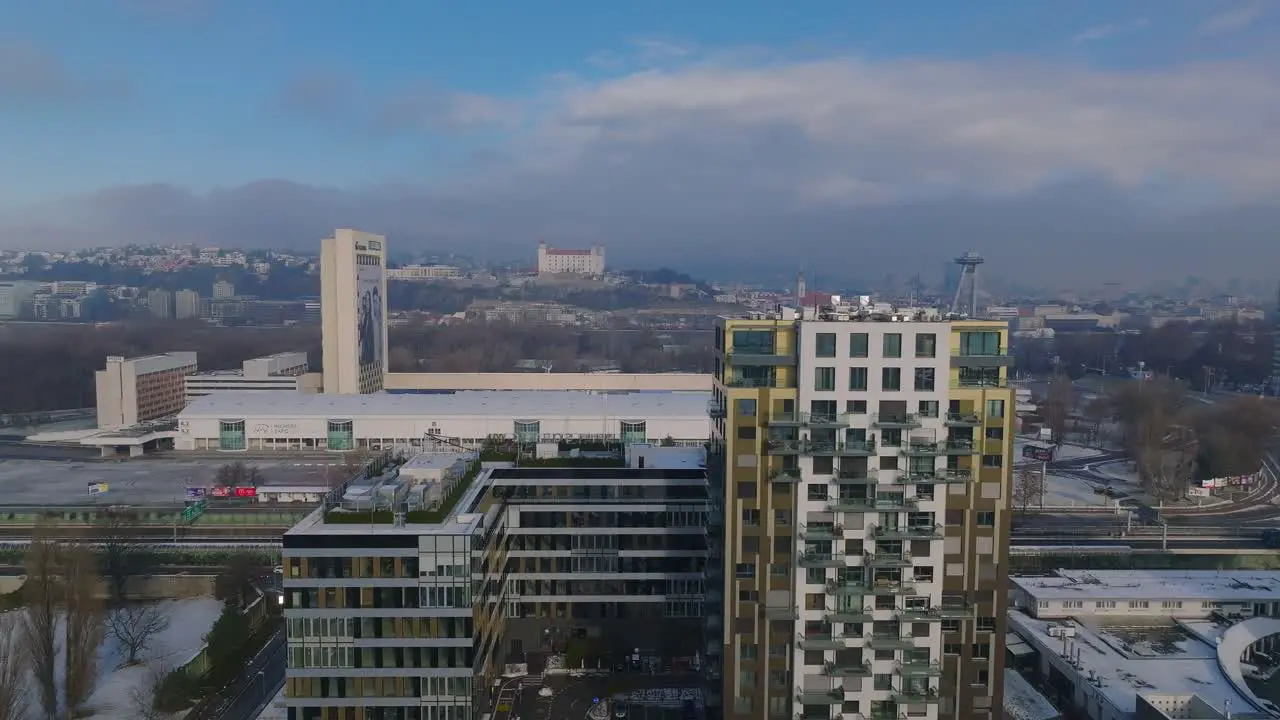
[
  {"left": 1022, "top": 444, "right": 1055, "bottom": 462},
  {"left": 234, "top": 487, "right": 257, "bottom": 498}
]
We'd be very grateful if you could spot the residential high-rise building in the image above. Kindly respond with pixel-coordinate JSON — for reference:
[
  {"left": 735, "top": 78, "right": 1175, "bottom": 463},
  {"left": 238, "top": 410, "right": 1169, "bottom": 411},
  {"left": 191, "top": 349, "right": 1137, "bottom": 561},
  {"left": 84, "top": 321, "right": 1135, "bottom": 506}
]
[
  {"left": 711, "top": 299, "right": 1014, "bottom": 720},
  {"left": 213, "top": 280, "right": 236, "bottom": 299},
  {"left": 147, "top": 288, "right": 174, "bottom": 319},
  {"left": 175, "top": 289, "right": 202, "bottom": 319},
  {"left": 321, "top": 229, "right": 388, "bottom": 394}
]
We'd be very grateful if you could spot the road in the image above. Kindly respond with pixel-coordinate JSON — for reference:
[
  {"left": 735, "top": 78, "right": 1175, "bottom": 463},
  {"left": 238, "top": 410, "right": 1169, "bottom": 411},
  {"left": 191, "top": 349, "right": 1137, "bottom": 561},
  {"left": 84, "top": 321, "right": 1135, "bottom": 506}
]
[
  {"left": 210, "top": 627, "right": 285, "bottom": 720},
  {"left": 0, "top": 439, "right": 98, "bottom": 461}
]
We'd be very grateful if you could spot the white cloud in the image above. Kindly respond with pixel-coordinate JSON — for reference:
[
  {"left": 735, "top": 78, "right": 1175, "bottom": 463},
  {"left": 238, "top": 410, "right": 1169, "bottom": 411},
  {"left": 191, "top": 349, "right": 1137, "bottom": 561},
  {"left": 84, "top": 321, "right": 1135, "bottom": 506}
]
[
  {"left": 1198, "top": 1, "right": 1269, "bottom": 34},
  {"left": 1073, "top": 18, "right": 1150, "bottom": 43},
  {"left": 502, "top": 54, "right": 1280, "bottom": 207}
]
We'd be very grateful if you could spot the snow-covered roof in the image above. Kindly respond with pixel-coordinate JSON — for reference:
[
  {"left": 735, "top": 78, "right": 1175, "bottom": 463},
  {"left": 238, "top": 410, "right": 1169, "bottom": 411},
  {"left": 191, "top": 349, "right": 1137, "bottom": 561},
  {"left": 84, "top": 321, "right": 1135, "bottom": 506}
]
[
  {"left": 1216, "top": 617, "right": 1280, "bottom": 718},
  {"left": 1003, "top": 670, "right": 1060, "bottom": 720},
  {"left": 1009, "top": 610, "right": 1260, "bottom": 716},
  {"left": 180, "top": 389, "right": 712, "bottom": 420},
  {"left": 1012, "top": 570, "right": 1280, "bottom": 603}
]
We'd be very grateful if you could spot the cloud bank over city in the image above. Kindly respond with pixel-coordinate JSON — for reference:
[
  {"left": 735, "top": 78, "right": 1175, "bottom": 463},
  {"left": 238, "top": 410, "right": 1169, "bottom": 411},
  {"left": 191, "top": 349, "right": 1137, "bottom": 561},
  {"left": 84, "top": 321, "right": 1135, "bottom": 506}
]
[{"left": 1, "top": 1, "right": 1278, "bottom": 283}]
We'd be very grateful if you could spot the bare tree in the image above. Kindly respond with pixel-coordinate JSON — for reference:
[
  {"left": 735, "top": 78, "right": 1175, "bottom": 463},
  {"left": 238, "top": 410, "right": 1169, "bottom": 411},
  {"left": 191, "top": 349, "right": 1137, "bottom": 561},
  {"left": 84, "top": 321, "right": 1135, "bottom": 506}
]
[
  {"left": 64, "top": 544, "right": 105, "bottom": 717},
  {"left": 1042, "top": 375, "right": 1074, "bottom": 447},
  {"left": 95, "top": 508, "right": 150, "bottom": 603},
  {"left": 1109, "top": 378, "right": 1199, "bottom": 500},
  {"left": 215, "top": 461, "right": 265, "bottom": 488},
  {"left": 0, "top": 614, "right": 28, "bottom": 720},
  {"left": 1012, "top": 469, "right": 1045, "bottom": 513},
  {"left": 128, "top": 662, "right": 170, "bottom": 720},
  {"left": 21, "top": 526, "right": 60, "bottom": 720},
  {"left": 340, "top": 449, "right": 373, "bottom": 479},
  {"left": 108, "top": 603, "right": 170, "bottom": 666},
  {"left": 215, "top": 554, "right": 261, "bottom": 610},
  {"left": 1082, "top": 395, "right": 1110, "bottom": 446}
]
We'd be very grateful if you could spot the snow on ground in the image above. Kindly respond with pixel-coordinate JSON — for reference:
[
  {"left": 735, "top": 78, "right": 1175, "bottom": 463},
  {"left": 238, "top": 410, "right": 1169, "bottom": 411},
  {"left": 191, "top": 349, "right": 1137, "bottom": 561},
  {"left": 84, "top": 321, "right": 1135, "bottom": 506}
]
[
  {"left": 25, "top": 428, "right": 106, "bottom": 442},
  {"left": 1040, "top": 472, "right": 1117, "bottom": 508},
  {"left": 1003, "top": 669, "right": 1060, "bottom": 720},
  {"left": 84, "top": 597, "right": 222, "bottom": 719},
  {"left": 1013, "top": 437, "right": 1105, "bottom": 464}
]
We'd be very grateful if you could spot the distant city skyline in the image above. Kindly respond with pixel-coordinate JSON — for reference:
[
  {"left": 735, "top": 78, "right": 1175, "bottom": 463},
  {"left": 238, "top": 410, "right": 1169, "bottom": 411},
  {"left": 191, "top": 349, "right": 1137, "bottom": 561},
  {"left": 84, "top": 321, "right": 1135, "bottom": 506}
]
[{"left": 1, "top": 1, "right": 1279, "bottom": 281}]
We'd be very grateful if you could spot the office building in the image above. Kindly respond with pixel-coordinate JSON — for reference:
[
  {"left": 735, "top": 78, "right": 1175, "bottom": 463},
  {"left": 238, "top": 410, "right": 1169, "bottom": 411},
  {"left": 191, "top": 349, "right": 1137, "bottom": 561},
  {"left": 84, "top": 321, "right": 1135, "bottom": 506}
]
[
  {"left": 711, "top": 298, "right": 1015, "bottom": 720},
  {"left": 184, "top": 352, "right": 316, "bottom": 400},
  {"left": 95, "top": 352, "right": 198, "bottom": 429},
  {"left": 147, "top": 289, "right": 174, "bottom": 319},
  {"left": 282, "top": 444, "right": 712, "bottom": 720},
  {"left": 321, "top": 229, "right": 388, "bottom": 394},
  {"left": 1008, "top": 570, "right": 1280, "bottom": 720},
  {"left": 536, "top": 241, "right": 605, "bottom": 276},
  {"left": 175, "top": 389, "right": 709, "bottom": 452},
  {"left": 175, "top": 289, "right": 202, "bottom": 320},
  {"left": 387, "top": 265, "right": 463, "bottom": 280},
  {"left": 0, "top": 281, "right": 39, "bottom": 318}
]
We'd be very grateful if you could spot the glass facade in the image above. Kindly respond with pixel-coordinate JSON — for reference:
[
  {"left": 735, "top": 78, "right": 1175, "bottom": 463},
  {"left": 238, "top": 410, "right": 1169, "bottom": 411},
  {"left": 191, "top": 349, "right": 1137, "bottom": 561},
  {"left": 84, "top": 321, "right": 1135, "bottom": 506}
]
[
  {"left": 514, "top": 420, "right": 540, "bottom": 444},
  {"left": 218, "top": 419, "right": 245, "bottom": 451},
  {"left": 620, "top": 420, "right": 647, "bottom": 445},
  {"left": 327, "top": 419, "right": 354, "bottom": 450}
]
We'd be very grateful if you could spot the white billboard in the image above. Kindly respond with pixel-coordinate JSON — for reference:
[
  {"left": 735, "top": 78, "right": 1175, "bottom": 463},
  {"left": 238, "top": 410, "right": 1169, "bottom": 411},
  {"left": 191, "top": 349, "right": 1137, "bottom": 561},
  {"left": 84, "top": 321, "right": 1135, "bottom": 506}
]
[{"left": 356, "top": 261, "right": 384, "bottom": 374}]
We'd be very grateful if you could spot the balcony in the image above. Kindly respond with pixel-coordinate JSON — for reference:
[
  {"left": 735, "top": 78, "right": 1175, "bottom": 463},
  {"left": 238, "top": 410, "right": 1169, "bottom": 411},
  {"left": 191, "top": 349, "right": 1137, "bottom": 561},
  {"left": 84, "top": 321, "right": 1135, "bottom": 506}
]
[
  {"left": 797, "top": 632, "right": 845, "bottom": 651},
  {"left": 804, "top": 412, "right": 850, "bottom": 429},
  {"left": 936, "top": 601, "right": 974, "bottom": 618},
  {"left": 890, "top": 686, "right": 940, "bottom": 704},
  {"left": 726, "top": 375, "right": 795, "bottom": 389},
  {"left": 826, "top": 607, "right": 872, "bottom": 624},
  {"left": 766, "top": 605, "right": 798, "bottom": 621},
  {"left": 822, "top": 661, "right": 872, "bottom": 678},
  {"left": 835, "top": 469, "right": 877, "bottom": 484},
  {"left": 800, "top": 440, "right": 838, "bottom": 455},
  {"left": 866, "top": 633, "right": 917, "bottom": 651},
  {"left": 950, "top": 347, "right": 1014, "bottom": 369},
  {"left": 944, "top": 439, "right": 979, "bottom": 455},
  {"left": 898, "top": 606, "right": 945, "bottom": 622},
  {"left": 870, "top": 580, "right": 917, "bottom": 595},
  {"left": 727, "top": 347, "right": 796, "bottom": 366},
  {"left": 871, "top": 523, "right": 942, "bottom": 540},
  {"left": 767, "top": 440, "right": 801, "bottom": 456},
  {"left": 795, "top": 687, "right": 844, "bottom": 705},
  {"left": 896, "top": 659, "right": 943, "bottom": 677},
  {"left": 865, "top": 551, "right": 913, "bottom": 568},
  {"left": 836, "top": 440, "right": 877, "bottom": 456},
  {"left": 767, "top": 411, "right": 801, "bottom": 427},
  {"left": 799, "top": 550, "right": 845, "bottom": 568},
  {"left": 825, "top": 579, "right": 871, "bottom": 595},
  {"left": 872, "top": 413, "right": 921, "bottom": 429},
  {"left": 771, "top": 467, "right": 802, "bottom": 483},
  {"left": 901, "top": 441, "right": 944, "bottom": 457},
  {"left": 801, "top": 523, "right": 843, "bottom": 541},
  {"left": 829, "top": 497, "right": 919, "bottom": 513},
  {"left": 950, "top": 376, "right": 1007, "bottom": 389},
  {"left": 708, "top": 401, "right": 727, "bottom": 419},
  {"left": 944, "top": 412, "right": 981, "bottom": 426}
]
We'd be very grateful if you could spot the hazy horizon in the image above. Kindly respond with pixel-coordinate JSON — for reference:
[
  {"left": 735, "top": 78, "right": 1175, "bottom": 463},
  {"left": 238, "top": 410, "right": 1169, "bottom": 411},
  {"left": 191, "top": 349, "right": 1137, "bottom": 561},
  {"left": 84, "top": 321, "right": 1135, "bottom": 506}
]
[{"left": 3, "top": 1, "right": 1279, "bottom": 284}]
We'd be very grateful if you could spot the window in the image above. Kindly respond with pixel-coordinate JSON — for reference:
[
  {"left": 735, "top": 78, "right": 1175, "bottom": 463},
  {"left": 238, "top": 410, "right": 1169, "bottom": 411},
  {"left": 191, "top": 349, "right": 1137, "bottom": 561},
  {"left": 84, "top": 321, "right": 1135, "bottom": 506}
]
[
  {"left": 846, "top": 400, "right": 867, "bottom": 414},
  {"left": 742, "top": 509, "right": 760, "bottom": 526},
  {"left": 881, "top": 367, "right": 901, "bottom": 391},
  {"left": 735, "top": 563, "right": 755, "bottom": 579},
  {"left": 959, "top": 331, "right": 1001, "bottom": 356},
  {"left": 737, "top": 426, "right": 757, "bottom": 440},
  {"left": 849, "top": 367, "right": 869, "bottom": 391},
  {"left": 740, "top": 643, "right": 758, "bottom": 660},
  {"left": 918, "top": 400, "right": 939, "bottom": 418},
  {"left": 1061, "top": 600, "right": 1083, "bottom": 609},
  {"left": 972, "top": 643, "right": 990, "bottom": 659},
  {"left": 737, "top": 482, "right": 757, "bottom": 499},
  {"left": 514, "top": 420, "right": 540, "bottom": 443},
  {"left": 733, "top": 329, "right": 776, "bottom": 354},
  {"left": 976, "top": 669, "right": 990, "bottom": 687},
  {"left": 976, "top": 511, "right": 995, "bottom": 527},
  {"left": 1095, "top": 600, "right": 1116, "bottom": 609},
  {"left": 944, "top": 643, "right": 962, "bottom": 655},
  {"left": 620, "top": 420, "right": 647, "bottom": 444},
  {"left": 850, "top": 333, "right": 869, "bottom": 357},
  {"left": 982, "top": 454, "right": 1003, "bottom": 468},
  {"left": 736, "top": 398, "right": 757, "bottom": 416},
  {"left": 915, "top": 333, "right": 937, "bottom": 358},
  {"left": 986, "top": 399, "right": 1005, "bottom": 418},
  {"left": 1128, "top": 600, "right": 1150, "bottom": 609},
  {"left": 883, "top": 333, "right": 902, "bottom": 358},
  {"left": 976, "top": 617, "right": 995, "bottom": 632},
  {"left": 815, "top": 367, "right": 836, "bottom": 391},
  {"left": 913, "top": 368, "right": 935, "bottom": 391},
  {"left": 985, "top": 427, "right": 1003, "bottom": 441},
  {"left": 815, "top": 332, "right": 837, "bottom": 357}
]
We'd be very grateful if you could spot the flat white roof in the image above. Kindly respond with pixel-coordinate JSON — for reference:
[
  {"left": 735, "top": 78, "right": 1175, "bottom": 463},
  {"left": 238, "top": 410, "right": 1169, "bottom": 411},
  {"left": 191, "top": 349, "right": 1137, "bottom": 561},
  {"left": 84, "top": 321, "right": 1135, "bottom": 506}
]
[
  {"left": 179, "top": 390, "right": 711, "bottom": 420},
  {"left": 401, "top": 452, "right": 473, "bottom": 472},
  {"left": 1012, "top": 569, "right": 1280, "bottom": 603},
  {"left": 1010, "top": 610, "right": 1258, "bottom": 716}
]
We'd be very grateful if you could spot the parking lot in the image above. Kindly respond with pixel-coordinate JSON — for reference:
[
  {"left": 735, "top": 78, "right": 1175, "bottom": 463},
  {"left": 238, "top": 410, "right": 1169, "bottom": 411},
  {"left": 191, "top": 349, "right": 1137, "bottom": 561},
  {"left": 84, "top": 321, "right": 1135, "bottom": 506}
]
[{"left": 0, "top": 454, "right": 344, "bottom": 505}]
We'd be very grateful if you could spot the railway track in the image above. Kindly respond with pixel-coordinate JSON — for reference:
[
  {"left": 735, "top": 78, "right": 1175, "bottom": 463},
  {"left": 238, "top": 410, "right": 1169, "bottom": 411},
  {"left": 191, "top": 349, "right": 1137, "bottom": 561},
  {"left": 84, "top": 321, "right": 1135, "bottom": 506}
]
[{"left": 0, "top": 524, "right": 288, "bottom": 539}]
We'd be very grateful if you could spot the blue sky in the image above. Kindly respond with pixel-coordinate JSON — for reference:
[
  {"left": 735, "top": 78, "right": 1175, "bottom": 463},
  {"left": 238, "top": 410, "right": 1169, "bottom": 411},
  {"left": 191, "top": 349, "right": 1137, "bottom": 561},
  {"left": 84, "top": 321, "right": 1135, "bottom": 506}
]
[{"left": 0, "top": 0, "right": 1277, "bottom": 282}]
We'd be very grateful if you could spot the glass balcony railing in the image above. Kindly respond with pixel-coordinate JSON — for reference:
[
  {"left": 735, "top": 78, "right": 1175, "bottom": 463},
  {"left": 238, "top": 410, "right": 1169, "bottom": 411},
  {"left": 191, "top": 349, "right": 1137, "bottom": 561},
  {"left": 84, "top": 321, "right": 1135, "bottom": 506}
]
[
  {"left": 871, "top": 412, "right": 921, "bottom": 429},
  {"left": 835, "top": 468, "right": 877, "bottom": 483},
  {"left": 901, "top": 441, "right": 944, "bottom": 456},
  {"left": 767, "top": 411, "right": 801, "bottom": 426},
  {"left": 708, "top": 401, "right": 726, "bottom": 418},
  {"left": 795, "top": 687, "right": 844, "bottom": 705},
  {"left": 951, "top": 376, "right": 1007, "bottom": 389},
  {"left": 871, "top": 523, "right": 943, "bottom": 540},
  {"left": 799, "top": 550, "right": 845, "bottom": 568},
  {"left": 800, "top": 523, "right": 843, "bottom": 540},
  {"left": 944, "top": 412, "right": 981, "bottom": 426},
  {"left": 891, "top": 686, "right": 940, "bottom": 704},
  {"left": 836, "top": 440, "right": 877, "bottom": 456},
  {"left": 797, "top": 633, "right": 845, "bottom": 652},
  {"left": 866, "top": 633, "right": 917, "bottom": 651},
  {"left": 770, "top": 467, "right": 802, "bottom": 483},
  {"left": 826, "top": 607, "right": 872, "bottom": 624},
  {"left": 822, "top": 661, "right": 871, "bottom": 678},
  {"left": 826, "top": 579, "right": 871, "bottom": 595},
  {"left": 944, "top": 439, "right": 979, "bottom": 455},
  {"left": 896, "top": 659, "right": 943, "bottom": 677},
  {"left": 865, "top": 551, "right": 913, "bottom": 568},
  {"left": 829, "top": 497, "right": 918, "bottom": 513}
]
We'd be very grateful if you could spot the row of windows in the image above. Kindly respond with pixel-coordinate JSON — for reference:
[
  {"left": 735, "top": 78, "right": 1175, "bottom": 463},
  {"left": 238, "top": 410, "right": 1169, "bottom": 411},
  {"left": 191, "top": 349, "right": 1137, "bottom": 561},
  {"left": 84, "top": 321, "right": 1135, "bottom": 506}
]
[
  {"left": 286, "top": 645, "right": 474, "bottom": 670},
  {"left": 811, "top": 331, "right": 940, "bottom": 359},
  {"left": 287, "top": 616, "right": 474, "bottom": 641},
  {"left": 287, "top": 585, "right": 473, "bottom": 610},
  {"left": 1050, "top": 599, "right": 1197, "bottom": 610},
  {"left": 733, "top": 397, "right": 1006, "bottom": 419}
]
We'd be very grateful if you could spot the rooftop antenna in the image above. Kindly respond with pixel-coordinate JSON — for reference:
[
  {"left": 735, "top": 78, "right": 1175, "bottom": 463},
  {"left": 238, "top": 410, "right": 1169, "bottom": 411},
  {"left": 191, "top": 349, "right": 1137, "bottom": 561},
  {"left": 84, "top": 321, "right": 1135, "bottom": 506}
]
[{"left": 950, "top": 251, "right": 984, "bottom": 317}]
